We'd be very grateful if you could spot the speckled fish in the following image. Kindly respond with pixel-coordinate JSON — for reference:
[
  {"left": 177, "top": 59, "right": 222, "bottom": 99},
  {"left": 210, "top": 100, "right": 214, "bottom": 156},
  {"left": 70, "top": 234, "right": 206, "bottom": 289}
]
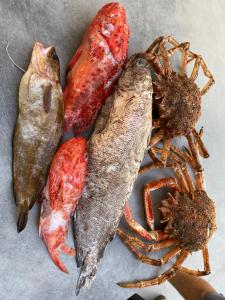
[
  {"left": 64, "top": 2, "right": 129, "bottom": 133},
  {"left": 74, "top": 54, "right": 153, "bottom": 294},
  {"left": 39, "top": 137, "right": 87, "bottom": 273},
  {"left": 13, "top": 42, "right": 64, "bottom": 233}
]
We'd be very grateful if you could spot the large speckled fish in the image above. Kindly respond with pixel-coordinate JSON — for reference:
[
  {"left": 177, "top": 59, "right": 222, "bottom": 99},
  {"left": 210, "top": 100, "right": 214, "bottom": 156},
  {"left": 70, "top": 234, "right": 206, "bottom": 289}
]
[
  {"left": 64, "top": 2, "right": 129, "bottom": 133},
  {"left": 13, "top": 42, "right": 64, "bottom": 233},
  {"left": 74, "top": 54, "right": 153, "bottom": 294}
]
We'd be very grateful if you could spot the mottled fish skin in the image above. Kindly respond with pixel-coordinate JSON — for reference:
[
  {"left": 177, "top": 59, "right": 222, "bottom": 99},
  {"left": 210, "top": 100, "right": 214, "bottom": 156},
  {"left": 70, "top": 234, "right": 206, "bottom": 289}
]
[
  {"left": 63, "top": 2, "right": 129, "bottom": 133},
  {"left": 39, "top": 137, "right": 87, "bottom": 273},
  {"left": 13, "top": 42, "right": 64, "bottom": 233},
  {"left": 74, "top": 54, "right": 153, "bottom": 294}
]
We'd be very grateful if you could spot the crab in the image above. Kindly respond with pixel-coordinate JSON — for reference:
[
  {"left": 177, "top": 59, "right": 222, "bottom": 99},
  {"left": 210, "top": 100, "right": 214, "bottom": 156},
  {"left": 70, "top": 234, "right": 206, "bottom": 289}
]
[
  {"left": 144, "top": 36, "right": 215, "bottom": 169},
  {"left": 117, "top": 149, "right": 216, "bottom": 288}
]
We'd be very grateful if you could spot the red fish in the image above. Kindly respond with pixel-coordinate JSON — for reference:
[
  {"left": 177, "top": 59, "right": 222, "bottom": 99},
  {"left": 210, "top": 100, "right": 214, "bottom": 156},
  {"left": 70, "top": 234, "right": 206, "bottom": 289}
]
[
  {"left": 39, "top": 137, "right": 87, "bottom": 273},
  {"left": 64, "top": 2, "right": 130, "bottom": 133}
]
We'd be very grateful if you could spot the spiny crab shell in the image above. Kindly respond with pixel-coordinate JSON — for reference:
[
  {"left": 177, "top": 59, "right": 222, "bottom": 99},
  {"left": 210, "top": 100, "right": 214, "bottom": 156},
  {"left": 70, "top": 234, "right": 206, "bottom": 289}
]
[
  {"left": 161, "top": 190, "right": 216, "bottom": 252},
  {"left": 154, "top": 72, "right": 201, "bottom": 138}
]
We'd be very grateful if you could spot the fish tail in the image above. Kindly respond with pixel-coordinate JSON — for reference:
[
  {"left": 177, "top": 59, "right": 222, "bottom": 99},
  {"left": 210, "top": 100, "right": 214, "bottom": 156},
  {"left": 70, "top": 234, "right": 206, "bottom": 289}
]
[
  {"left": 75, "top": 253, "right": 98, "bottom": 295},
  {"left": 16, "top": 202, "right": 29, "bottom": 233}
]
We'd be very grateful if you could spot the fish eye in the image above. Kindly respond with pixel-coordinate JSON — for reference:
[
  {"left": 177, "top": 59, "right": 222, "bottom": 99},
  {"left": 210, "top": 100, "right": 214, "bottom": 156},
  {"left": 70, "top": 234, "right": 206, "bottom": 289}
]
[
  {"left": 136, "top": 58, "right": 148, "bottom": 67},
  {"left": 52, "top": 52, "right": 59, "bottom": 60}
]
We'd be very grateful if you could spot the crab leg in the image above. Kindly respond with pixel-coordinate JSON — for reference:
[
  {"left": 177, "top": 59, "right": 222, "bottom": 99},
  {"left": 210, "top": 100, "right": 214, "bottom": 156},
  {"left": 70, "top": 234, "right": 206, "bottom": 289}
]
[
  {"left": 148, "top": 148, "right": 163, "bottom": 166},
  {"left": 118, "top": 228, "right": 180, "bottom": 268},
  {"left": 161, "top": 138, "right": 172, "bottom": 166},
  {"left": 143, "top": 178, "right": 180, "bottom": 231},
  {"left": 170, "top": 163, "right": 189, "bottom": 192},
  {"left": 170, "top": 144, "right": 194, "bottom": 166},
  {"left": 195, "top": 169, "right": 205, "bottom": 191},
  {"left": 180, "top": 163, "right": 195, "bottom": 192},
  {"left": 148, "top": 128, "right": 165, "bottom": 148},
  {"left": 167, "top": 42, "right": 190, "bottom": 75},
  {"left": 117, "top": 250, "right": 189, "bottom": 288},
  {"left": 146, "top": 36, "right": 164, "bottom": 54},
  {"left": 117, "top": 228, "right": 161, "bottom": 267},
  {"left": 117, "top": 228, "right": 176, "bottom": 252},
  {"left": 180, "top": 247, "right": 210, "bottom": 276},
  {"left": 192, "top": 128, "right": 209, "bottom": 158},
  {"left": 123, "top": 203, "right": 168, "bottom": 241},
  {"left": 189, "top": 52, "right": 215, "bottom": 95},
  {"left": 139, "top": 162, "right": 155, "bottom": 175},
  {"left": 195, "top": 127, "right": 205, "bottom": 157},
  {"left": 150, "top": 56, "right": 165, "bottom": 75},
  {"left": 190, "top": 56, "right": 202, "bottom": 81},
  {"left": 160, "top": 246, "right": 181, "bottom": 265},
  {"left": 186, "top": 134, "right": 202, "bottom": 171},
  {"left": 159, "top": 41, "right": 172, "bottom": 76},
  {"left": 199, "top": 59, "right": 215, "bottom": 95}
]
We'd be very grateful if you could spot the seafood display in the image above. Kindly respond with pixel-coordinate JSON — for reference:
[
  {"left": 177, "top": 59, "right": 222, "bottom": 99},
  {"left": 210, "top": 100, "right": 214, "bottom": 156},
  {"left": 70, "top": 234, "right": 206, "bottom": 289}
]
[
  {"left": 117, "top": 149, "right": 216, "bottom": 288},
  {"left": 145, "top": 36, "right": 215, "bottom": 168},
  {"left": 64, "top": 2, "right": 130, "bottom": 133},
  {"left": 13, "top": 42, "right": 64, "bottom": 233},
  {"left": 9, "top": 2, "right": 218, "bottom": 296},
  {"left": 39, "top": 137, "right": 87, "bottom": 273},
  {"left": 74, "top": 54, "right": 153, "bottom": 294}
]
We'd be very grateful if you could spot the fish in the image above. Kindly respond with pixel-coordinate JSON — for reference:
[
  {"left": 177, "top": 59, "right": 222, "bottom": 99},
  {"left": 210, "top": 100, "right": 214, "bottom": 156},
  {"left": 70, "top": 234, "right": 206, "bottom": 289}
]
[
  {"left": 39, "top": 137, "right": 87, "bottom": 273},
  {"left": 13, "top": 42, "right": 64, "bottom": 233},
  {"left": 63, "top": 2, "right": 130, "bottom": 133},
  {"left": 74, "top": 53, "right": 153, "bottom": 294}
]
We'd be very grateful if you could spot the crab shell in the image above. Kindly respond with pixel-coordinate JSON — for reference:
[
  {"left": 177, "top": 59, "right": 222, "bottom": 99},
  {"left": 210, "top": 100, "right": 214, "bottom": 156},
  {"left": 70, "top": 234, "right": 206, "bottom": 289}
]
[
  {"left": 154, "top": 72, "right": 201, "bottom": 138},
  {"left": 161, "top": 190, "right": 216, "bottom": 252}
]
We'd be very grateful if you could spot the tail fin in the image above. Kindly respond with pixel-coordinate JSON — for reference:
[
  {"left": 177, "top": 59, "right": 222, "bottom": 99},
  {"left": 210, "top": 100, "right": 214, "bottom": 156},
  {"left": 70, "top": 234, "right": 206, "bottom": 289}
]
[
  {"left": 16, "top": 203, "right": 29, "bottom": 233},
  {"left": 75, "top": 253, "right": 98, "bottom": 296}
]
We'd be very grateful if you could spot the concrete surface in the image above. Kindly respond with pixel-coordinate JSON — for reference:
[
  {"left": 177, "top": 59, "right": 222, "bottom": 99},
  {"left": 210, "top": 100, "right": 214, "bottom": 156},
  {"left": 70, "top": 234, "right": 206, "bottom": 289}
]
[{"left": 0, "top": 0, "right": 224, "bottom": 299}]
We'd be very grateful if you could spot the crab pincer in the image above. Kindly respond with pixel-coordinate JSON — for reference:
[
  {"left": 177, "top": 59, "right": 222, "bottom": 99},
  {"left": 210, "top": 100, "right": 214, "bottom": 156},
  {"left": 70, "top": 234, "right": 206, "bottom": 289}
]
[{"left": 39, "top": 137, "right": 87, "bottom": 273}]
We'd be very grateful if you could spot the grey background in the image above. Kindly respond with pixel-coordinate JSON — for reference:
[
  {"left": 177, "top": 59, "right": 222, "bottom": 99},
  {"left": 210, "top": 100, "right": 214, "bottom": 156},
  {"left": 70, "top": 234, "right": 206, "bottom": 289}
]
[{"left": 0, "top": 0, "right": 224, "bottom": 299}]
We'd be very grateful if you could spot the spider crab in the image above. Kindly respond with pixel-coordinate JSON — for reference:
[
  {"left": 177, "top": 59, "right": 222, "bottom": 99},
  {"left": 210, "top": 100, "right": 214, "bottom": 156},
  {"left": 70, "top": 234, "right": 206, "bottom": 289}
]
[
  {"left": 117, "top": 149, "right": 216, "bottom": 288},
  {"left": 145, "top": 36, "right": 215, "bottom": 169}
]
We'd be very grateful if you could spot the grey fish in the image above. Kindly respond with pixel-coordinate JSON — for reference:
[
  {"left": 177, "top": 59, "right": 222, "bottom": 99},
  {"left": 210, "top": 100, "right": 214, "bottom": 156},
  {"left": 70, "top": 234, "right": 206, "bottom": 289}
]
[
  {"left": 74, "top": 53, "right": 153, "bottom": 294},
  {"left": 13, "top": 42, "right": 63, "bottom": 233}
]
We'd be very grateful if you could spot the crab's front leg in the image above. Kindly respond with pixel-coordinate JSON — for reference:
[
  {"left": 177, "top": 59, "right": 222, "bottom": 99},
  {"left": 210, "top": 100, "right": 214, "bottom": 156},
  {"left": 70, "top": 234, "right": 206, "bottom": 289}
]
[
  {"left": 143, "top": 177, "right": 180, "bottom": 230},
  {"left": 122, "top": 178, "right": 180, "bottom": 241},
  {"left": 123, "top": 203, "right": 167, "bottom": 241}
]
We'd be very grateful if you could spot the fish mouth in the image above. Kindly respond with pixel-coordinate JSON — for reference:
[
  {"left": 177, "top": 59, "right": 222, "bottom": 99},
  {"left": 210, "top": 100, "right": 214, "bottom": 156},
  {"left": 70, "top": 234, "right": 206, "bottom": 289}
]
[
  {"left": 99, "top": 2, "right": 126, "bottom": 19},
  {"left": 33, "top": 42, "right": 58, "bottom": 59}
]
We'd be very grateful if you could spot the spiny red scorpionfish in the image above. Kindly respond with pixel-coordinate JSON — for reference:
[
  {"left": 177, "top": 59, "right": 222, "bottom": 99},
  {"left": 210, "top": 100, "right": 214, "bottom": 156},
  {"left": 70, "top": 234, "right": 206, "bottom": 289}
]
[
  {"left": 64, "top": 2, "right": 130, "bottom": 133},
  {"left": 39, "top": 137, "right": 87, "bottom": 273}
]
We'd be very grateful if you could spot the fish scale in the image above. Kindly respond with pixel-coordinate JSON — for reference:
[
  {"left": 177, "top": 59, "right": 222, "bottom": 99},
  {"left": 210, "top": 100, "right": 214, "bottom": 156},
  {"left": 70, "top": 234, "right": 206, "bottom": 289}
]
[{"left": 74, "top": 53, "right": 153, "bottom": 294}]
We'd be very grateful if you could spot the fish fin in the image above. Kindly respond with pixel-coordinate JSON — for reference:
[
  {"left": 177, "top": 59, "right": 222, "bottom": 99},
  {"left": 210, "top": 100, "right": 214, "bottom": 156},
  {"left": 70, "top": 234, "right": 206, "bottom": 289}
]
[
  {"left": 76, "top": 253, "right": 97, "bottom": 295},
  {"left": 41, "top": 83, "right": 52, "bottom": 113},
  {"left": 60, "top": 244, "right": 76, "bottom": 256},
  {"left": 16, "top": 203, "right": 29, "bottom": 233},
  {"left": 49, "top": 248, "right": 69, "bottom": 273},
  {"left": 67, "top": 45, "right": 84, "bottom": 73}
]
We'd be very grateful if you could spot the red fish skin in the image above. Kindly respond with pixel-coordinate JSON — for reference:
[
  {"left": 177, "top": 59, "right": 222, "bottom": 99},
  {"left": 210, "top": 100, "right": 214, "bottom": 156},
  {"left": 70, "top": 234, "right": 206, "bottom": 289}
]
[
  {"left": 39, "top": 137, "right": 87, "bottom": 273},
  {"left": 64, "top": 2, "right": 130, "bottom": 133}
]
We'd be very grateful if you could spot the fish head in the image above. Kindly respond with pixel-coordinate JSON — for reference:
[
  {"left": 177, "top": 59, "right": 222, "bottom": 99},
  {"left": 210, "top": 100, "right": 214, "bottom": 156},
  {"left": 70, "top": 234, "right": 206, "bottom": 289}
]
[
  {"left": 91, "top": 2, "right": 129, "bottom": 63},
  {"left": 118, "top": 53, "right": 152, "bottom": 91},
  {"left": 31, "top": 42, "right": 60, "bottom": 82}
]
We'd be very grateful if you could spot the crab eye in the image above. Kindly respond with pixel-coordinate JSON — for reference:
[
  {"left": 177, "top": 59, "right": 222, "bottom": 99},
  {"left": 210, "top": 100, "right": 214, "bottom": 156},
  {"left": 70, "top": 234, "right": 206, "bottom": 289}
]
[{"left": 136, "top": 58, "right": 148, "bottom": 67}]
